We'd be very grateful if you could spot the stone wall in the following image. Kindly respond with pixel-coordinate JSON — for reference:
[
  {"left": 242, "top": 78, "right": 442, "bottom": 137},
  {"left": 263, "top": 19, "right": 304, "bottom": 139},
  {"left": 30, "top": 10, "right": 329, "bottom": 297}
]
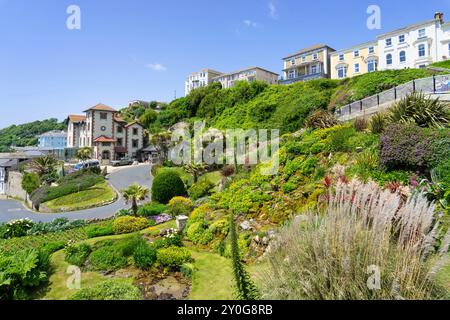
[{"left": 7, "top": 171, "right": 27, "bottom": 201}]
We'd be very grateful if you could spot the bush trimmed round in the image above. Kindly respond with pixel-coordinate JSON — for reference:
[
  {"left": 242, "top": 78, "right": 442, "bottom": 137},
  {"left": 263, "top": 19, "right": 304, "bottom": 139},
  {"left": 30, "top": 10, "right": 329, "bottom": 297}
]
[{"left": 151, "top": 171, "right": 186, "bottom": 204}]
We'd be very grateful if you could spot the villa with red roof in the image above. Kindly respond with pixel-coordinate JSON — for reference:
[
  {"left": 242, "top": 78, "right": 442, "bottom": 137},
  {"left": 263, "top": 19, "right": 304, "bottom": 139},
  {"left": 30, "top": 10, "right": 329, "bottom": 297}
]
[{"left": 66, "top": 104, "right": 144, "bottom": 163}]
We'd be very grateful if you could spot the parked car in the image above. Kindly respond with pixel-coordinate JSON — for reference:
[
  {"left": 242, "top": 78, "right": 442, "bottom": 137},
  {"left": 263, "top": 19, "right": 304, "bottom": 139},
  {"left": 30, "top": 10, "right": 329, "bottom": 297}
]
[
  {"left": 69, "top": 160, "right": 100, "bottom": 173},
  {"left": 111, "top": 157, "right": 134, "bottom": 167}
]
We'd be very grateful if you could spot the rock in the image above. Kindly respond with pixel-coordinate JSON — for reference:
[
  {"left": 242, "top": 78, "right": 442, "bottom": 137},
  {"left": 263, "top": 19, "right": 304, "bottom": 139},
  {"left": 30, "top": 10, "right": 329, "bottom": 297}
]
[
  {"left": 262, "top": 237, "right": 270, "bottom": 246},
  {"left": 356, "top": 147, "right": 364, "bottom": 153},
  {"left": 240, "top": 221, "right": 251, "bottom": 231}
]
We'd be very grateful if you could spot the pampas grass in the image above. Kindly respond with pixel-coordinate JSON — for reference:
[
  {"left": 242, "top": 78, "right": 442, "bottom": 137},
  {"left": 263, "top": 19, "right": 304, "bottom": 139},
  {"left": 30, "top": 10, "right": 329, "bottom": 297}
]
[{"left": 260, "top": 180, "right": 448, "bottom": 300}]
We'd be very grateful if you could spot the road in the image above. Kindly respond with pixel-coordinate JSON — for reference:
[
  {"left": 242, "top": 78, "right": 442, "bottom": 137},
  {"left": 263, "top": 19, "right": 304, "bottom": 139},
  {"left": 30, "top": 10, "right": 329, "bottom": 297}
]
[{"left": 0, "top": 164, "right": 153, "bottom": 223}]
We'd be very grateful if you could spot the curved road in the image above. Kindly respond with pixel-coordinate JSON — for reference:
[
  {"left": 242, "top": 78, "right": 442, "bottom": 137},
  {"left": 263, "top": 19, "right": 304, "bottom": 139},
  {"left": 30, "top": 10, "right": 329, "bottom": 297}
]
[{"left": 0, "top": 164, "right": 153, "bottom": 223}]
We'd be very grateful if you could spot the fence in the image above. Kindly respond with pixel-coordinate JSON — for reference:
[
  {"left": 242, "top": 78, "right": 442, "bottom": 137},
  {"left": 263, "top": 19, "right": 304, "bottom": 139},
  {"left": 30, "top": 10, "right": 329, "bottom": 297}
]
[{"left": 336, "top": 74, "right": 450, "bottom": 119}]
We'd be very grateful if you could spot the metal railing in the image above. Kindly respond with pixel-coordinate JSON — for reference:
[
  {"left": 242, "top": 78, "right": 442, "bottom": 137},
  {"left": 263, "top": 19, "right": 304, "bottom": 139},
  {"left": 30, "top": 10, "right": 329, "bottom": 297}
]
[{"left": 335, "top": 74, "right": 450, "bottom": 119}]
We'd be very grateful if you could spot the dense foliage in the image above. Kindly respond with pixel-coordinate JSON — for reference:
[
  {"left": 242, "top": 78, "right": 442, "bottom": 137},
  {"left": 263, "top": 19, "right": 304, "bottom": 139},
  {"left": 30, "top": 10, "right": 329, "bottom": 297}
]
[
  {"left": 30, "top": 171, "right": 104, "bottom": 206},
  {"left": 0, "top": 249, "right": 50, "bottom": 300},
  {"left": 112, "top": 216, "right": 149, "bottom": 235},
  {"left": 151, "top": 170, "right": 187, "bottom": 204},
  {"left": 0, "top": 118, "right": 66, "bottom": 152}
]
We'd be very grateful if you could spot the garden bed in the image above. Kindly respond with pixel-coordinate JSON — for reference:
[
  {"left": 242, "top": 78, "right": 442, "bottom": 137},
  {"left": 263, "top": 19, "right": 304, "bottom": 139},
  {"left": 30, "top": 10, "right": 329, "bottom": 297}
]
[{"left": 41, "top": 182, "right": 117, "bottom": 213}]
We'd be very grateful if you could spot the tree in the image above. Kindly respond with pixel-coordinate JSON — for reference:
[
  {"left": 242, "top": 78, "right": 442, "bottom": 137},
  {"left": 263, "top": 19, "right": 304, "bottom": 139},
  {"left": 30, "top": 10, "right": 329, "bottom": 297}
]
[
  {"left": 151, "top": 132, "right": 172, "bottom": 163},
  {"left": 122, "top": 184, "right": 149, "bottom": 216},
  {"left": 229, "top": 214, "right": 260, "bottom": 300},
  {"left": 184, "top": 163, "right": 208, "bottom": 183},
  {"left": 21, "top": 172, "right": 41, "bottom": 195},
  {"left": 30, "top": 155, "right": 58, "bottom": 177},
  {"left": 139, "top": 109, "right": 158, "bottom": 129},
  {"left": 77, "top": 147, "right": 92, "bottom": 163},
  {"left": 151, "top": 170, "right": 186, "bottom": 204}
]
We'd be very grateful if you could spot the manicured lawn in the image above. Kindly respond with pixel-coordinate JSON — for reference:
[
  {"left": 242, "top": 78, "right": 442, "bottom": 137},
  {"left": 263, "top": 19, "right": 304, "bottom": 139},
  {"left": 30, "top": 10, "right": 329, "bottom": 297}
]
[
  {"left": 189, "top": 249, "right": 234, "bottom": 300},
  {"left": 44, "top": 182, "right": 116, "bottom": 212}
]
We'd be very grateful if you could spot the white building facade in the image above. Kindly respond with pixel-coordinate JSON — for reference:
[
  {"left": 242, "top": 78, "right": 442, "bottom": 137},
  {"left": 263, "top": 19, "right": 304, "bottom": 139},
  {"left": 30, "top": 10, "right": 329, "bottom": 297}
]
[
  {"left": 185, "top": 69, "right": 224, "bottom": 95},
  {"left": 378, "top": 13, "right": 450, "bottom": 70}
]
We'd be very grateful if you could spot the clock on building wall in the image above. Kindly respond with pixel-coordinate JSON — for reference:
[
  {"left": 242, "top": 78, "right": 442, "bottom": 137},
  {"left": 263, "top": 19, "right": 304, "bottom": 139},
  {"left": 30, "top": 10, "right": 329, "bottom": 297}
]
[{"left": 101, "top": 126, "right": 106, "bottom": 131}]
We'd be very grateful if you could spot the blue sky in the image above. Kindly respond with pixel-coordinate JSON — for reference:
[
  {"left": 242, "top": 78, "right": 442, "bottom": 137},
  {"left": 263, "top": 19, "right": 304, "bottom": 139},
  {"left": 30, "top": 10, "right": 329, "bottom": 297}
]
[{"left": 0, "top": 0, "right": 449, "bottom": 128}]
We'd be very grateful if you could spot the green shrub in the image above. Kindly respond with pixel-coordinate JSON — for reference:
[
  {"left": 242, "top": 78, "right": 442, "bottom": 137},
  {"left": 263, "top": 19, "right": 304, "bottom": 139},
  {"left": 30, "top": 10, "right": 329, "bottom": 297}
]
[
  {"left": 188, "top": 179, "right": 215, "bottom": 200},
  {"left": 137, "top": 202, "right": 167, "bottom": 217},
  {"left": 330, "top": 127, "right": 355, "bottom": 152},
  {"left": 86, "top": 223, "right": 114, "bottom": 239},
  {"left": 21, "top": 172, "right": 40, "bottom": 195},
  {"left": 88, "top": 246, "right": 128, "bottom": 271},
  {"left": 156, "top": 246, "right": 192, "bottom": 269},
  {"left": 113, "top": 235, "right": 146, "bottom": 257},
  {"left": 353, "top": 117, "right": 368, "bottom": 132},
  {"left": 112, "top": 216, "right": 149, "bottom": 235},
  {"left": 180, "top": 263, "right": 194, "bottom": 278},
  {"left": 0, "top": 218, "right": 34, "bottom": 239},
  {"left": 0, "top": 249, "right": 50, "bottom": 300},
  {"left": 133, "top": 243, "right": 157, "bottom": 270},
  {"left": 70, "top": 280, "right": 142, "bottom": 300},
  {"left": 65, "top": 243, "right": 92, "bottom": 267},
  {"left": 40, "top": 241, "right": 66, "bottom": 255},
  {"left": 27, "top": 218, "right": 86, "bottom": 236},
  {"left": 369, "top": 113, "right": 388, "bottom": 134},
  {"left": 388, "top": 92, "right": 450, "bottom": 128},
  {"left": 167, "top": 197, "right": 193, "bottom": 217},
  {"left": 151, "top": 170, "right": 187, "bottom": 204}
]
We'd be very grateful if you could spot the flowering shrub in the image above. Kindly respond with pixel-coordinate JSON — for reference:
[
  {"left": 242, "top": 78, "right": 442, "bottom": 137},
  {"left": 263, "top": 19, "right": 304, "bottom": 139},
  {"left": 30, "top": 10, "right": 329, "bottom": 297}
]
[
  {"left": 151, "top": 214, "right": 172, "bottom": 225},
  {"left": 112, "top": 216, "right": 149, "bottom": 235},
  {"left": 156, "top": 246, "right": 192, "bottom": 269},
  {"left": 0, "top": 218, "right": 34, "bottom": 239},
  {"left": 167, "top": 197, "right": 193, "bottom": 217},
  {"left": 380, "top": 123, "right": 433, "bottom": 171}
]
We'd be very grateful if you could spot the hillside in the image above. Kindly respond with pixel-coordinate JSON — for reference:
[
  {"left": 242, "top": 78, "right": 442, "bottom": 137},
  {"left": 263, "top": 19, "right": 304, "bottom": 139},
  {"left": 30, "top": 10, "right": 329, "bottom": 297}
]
[
  {"left": 151, "top": 68, "right": 438, "bottom": 134},
  {"left": 0, "top": 118, "right": 67, "bottom": 152}
]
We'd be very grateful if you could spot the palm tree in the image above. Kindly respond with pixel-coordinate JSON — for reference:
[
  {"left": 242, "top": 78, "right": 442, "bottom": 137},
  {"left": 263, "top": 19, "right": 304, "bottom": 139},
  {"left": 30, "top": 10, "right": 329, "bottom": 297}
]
[
  {"left": 122, "top": 184, "right": 149, "bottom": 216},
  {"left": 30, "top": 155, "right": 58, "bottom": 176},
  {"left": 77, "top": 147, "right": 92, "bottom": 163}
]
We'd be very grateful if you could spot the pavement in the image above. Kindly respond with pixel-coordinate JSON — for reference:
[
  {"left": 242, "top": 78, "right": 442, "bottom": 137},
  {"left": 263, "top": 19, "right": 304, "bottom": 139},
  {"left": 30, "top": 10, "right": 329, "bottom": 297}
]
[{"left": 0, "top": 164, "right": 153, "bottom": 223}]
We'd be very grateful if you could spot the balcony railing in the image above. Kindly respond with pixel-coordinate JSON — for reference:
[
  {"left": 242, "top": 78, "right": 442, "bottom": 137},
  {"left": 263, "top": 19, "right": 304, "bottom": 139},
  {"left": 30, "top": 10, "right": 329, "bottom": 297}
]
[{"left": 279, "top": 72, "right": 326, "bottom": 85}]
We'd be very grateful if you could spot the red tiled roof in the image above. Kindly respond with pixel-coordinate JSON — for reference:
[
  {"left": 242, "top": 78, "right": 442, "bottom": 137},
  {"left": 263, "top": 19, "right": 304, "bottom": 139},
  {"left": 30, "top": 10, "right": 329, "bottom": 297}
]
[
  {"left": 84, "top": 103, "right": 117, "bottom": 113},
  {"left": 93, "top": 136, "right": 116, "bottom": 143},
  {"left": 68, "top": 115, "right": 86, "bottom": 123}
]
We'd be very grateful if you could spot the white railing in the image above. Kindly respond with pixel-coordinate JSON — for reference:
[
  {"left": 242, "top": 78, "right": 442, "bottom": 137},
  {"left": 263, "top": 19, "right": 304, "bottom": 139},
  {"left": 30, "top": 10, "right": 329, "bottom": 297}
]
[{"left": 335, "top": 74, "right": 450, "bottom": 119}]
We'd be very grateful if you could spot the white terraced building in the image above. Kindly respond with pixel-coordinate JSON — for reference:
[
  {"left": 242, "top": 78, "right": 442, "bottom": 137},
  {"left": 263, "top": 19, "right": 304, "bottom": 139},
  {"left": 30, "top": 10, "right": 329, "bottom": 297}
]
[{"left": 185, "top": 69, "right": 224, "bottom": 95}]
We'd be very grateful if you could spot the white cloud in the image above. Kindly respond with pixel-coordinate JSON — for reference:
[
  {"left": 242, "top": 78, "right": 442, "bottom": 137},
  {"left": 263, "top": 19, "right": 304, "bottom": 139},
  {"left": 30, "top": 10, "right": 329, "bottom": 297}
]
[
  {"left": 268, "top": 2, "right": 278, "bottom": 20},
  {"left": 243, "top": 19, "right": 258, "bottom": 28},
  {"left": 146, "top": 63, "right": 167, "bottom": 72}
]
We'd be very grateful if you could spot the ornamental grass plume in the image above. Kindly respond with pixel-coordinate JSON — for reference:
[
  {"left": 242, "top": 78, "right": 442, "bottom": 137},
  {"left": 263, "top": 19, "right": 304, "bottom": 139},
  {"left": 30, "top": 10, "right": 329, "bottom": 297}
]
[{"left": 260, "top": 180, "right": 448, "bottom": 300}]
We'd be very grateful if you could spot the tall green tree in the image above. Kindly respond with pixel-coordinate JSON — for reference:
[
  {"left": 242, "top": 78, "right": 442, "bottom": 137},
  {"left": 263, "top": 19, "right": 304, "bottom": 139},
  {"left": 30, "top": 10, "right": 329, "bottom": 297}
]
[
  {"left": 139, "top": 109, "right": 158, "bottom": 129},
  {"left": 122, "top": 184, "right": 149, "bottom": 216},
  {"left": 229, "top": 213, "right": 260, "bottom": 300},
  {"left": 30, "top": 155, "right": 58, "bottom": 176}
]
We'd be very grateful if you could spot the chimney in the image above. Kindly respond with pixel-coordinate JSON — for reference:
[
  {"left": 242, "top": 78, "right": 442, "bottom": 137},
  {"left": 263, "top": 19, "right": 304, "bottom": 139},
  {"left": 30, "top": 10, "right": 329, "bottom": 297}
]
[{"left": 434, "top": 12, "right": 444, "bottom": 24}]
